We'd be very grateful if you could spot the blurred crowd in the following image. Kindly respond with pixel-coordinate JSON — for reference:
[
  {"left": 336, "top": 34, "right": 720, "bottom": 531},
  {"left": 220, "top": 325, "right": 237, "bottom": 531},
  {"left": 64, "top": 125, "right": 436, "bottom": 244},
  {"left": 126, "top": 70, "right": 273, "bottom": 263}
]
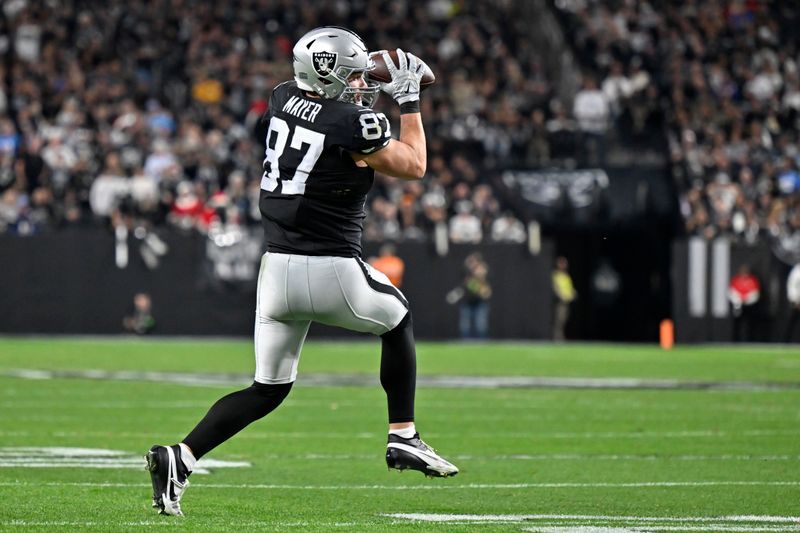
[
  {"left": 556, "top": 0, "right": 800, "bottom": 260},
  {"left": 0, "top": 0, "right": 543, "bottom": 244},
  {"left": 3, "top": 0, "right": 798, "bottom": 255},
  {"left": 668, "top": 1, "right": 800, "bottom": 260}
]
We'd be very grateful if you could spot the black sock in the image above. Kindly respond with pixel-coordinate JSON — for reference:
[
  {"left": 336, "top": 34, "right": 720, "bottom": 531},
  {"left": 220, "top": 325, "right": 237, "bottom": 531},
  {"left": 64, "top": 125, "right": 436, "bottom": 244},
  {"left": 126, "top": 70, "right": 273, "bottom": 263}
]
[
  {"left": 182, "top": 381, "right": 292, "bottom": 459},
  {"left": 380, "top": 312, "right": 416, "bottom": 423}
]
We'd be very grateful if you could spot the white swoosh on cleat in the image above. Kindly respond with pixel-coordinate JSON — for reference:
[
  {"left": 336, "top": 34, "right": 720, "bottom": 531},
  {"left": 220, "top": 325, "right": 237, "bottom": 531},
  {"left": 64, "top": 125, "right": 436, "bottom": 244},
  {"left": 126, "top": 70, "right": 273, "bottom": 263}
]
[{"left": 387, "top": 443, "right": 458, "bottom": 473}]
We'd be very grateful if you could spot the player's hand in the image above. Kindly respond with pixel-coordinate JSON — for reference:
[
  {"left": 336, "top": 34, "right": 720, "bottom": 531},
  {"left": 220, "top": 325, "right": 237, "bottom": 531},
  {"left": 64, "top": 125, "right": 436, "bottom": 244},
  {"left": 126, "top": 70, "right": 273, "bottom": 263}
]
[{"left": 379, "top": 48, "right": 428, "bottom": 105}]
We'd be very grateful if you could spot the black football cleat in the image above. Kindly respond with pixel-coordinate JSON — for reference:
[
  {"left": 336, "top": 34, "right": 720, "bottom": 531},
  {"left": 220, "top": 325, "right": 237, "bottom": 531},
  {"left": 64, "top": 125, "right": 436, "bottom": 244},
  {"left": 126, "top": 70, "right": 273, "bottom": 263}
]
[
  {"left": 145, "top": 445, "right": 190, "bottom": 516},
  {"left": 386, "top": 433, "right": 459, "bottom": 478}
]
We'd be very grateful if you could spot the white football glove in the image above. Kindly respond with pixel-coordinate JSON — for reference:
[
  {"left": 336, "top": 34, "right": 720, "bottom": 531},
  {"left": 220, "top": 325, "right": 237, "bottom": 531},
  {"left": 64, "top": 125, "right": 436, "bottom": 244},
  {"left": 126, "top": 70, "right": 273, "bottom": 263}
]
[{"left": 379, "top": 48, "right": 428, "bottom": 105}]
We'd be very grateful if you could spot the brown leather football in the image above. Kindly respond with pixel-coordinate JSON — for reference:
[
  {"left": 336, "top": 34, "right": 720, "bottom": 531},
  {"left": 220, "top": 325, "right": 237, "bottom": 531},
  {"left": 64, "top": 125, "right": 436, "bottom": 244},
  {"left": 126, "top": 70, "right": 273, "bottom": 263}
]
[{"left": 367, "top": 50, "right": 435, "bottom": 90}]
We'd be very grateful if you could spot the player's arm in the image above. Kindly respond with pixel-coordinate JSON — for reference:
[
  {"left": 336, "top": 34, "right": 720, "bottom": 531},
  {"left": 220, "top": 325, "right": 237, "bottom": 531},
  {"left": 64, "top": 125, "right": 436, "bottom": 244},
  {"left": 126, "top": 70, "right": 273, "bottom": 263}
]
[
  {"left": 354, "top": 112, "right": 426, "bottom": 180},
  {"left": 354, "top": 49, "right": 428, "bottom": 180}
]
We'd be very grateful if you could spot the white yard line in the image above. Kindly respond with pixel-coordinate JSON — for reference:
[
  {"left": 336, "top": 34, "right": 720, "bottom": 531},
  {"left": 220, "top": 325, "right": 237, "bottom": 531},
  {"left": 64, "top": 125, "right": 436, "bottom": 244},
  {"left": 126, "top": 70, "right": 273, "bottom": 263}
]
[
  {"left": 520, "top": 522, "right": 800, "bottom": 533},
  {"left": 384, "top": 513, "right": 800, "bottom": 523},
  {"left": 4, "top": 505, "right": 798, "bottom": 532},
  {"left": 3, "top": 368, "right": 799, "bottom": 390},
  {"left": 400, "top": 429, "right": 800, "bottom": 440},
  {"left": 386, "top": 513, "right": 800, "bottom": 532},
  {"left": 2, "top": 428, "right": 798, "bottom": 441},
  {"left": 3, "top": 522, "right": 797, "bottom": 532},
  {"left": 0, "top": 447, "right": 249, "bottom": 473},
  {"left": 168, "top": 452, "right": 799, "bottom": 462},
  {"left": 0, "top": 481, "right": 797, "bottom": 490},
  {"left": 2, "top": 522, "right": 179, "bottom": 528},
  {"left": 0, "top": 452, "right": 796, "bottom": 467},
  {"left": 0, "top": 520, "right": 181, "bottom": 528},
  {"left": 2, "top": 520, "right": 359, "bottom": 528},
  {"left": 453, "top": 453, "right": 799, "bottom": 461}
]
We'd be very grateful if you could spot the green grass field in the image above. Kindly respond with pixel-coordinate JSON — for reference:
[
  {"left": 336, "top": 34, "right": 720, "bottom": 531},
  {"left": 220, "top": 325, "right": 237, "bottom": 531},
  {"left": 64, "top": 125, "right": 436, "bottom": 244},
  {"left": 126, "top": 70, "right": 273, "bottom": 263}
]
[{"left": 0, "top": 338, "right": 798, "bottom": 532}]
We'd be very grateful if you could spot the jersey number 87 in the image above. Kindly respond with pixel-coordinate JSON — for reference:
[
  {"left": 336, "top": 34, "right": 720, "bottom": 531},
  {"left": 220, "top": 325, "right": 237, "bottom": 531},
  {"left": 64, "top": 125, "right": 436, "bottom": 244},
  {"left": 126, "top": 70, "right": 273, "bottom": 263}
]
[{"left": 261, "top": 113, "right": 390, "bottom": 195}]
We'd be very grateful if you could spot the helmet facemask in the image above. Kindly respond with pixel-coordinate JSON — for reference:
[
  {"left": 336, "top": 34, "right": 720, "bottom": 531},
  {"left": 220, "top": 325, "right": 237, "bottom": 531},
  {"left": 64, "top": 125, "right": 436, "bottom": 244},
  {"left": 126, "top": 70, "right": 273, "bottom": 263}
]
[
  {"left": 337, "top": 66, "right": 381, "bottom": 108},
  {"left": 339, "top": 82, "right": 381, "bottom": 108}
]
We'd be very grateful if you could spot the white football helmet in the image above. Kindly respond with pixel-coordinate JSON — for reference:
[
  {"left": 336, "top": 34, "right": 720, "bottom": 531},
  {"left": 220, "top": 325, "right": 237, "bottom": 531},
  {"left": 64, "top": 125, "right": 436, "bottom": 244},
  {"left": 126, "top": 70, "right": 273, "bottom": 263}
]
[{"left": 293, "top": 26, "right": 380, "bottom": 107}]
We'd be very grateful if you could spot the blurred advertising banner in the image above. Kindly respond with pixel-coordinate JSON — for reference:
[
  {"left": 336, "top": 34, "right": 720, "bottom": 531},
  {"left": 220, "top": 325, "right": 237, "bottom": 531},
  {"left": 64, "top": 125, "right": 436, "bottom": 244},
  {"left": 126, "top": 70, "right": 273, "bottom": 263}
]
[{"left": 498, "top": 168, "right": 610, "bottom": 227}]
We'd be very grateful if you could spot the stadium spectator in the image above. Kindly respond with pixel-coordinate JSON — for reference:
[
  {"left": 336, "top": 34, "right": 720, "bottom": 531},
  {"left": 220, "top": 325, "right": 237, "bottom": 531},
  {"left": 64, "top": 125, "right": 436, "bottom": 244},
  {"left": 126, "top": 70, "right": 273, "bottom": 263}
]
[
  {"left": 365, "top": 197, "right": 402, "bottom": 242},
  {"left": 458, "top": 252, "right": 492, "bottom": 339},
  {"left": 89, "top": 152, "right": 129, "bottom": 219},
  {"left": 471, "top": 184, "right": 500, "bottom": 234},
  {"left": 397, "top": 181, "right": 426, "bottom": 241},
  {"left": 786, "top": 263, "right": 800, "bottom": 342},
  {"left": 168, "top": 181, "right": 205, "bottom": 232},
  {"left": 573, "top": 75, "right": 610, "bottom": 167},
  {"left": 129, "top": 166, "right": 160, "bottom": 219},
  {"left": 545, "top": 100, "right": 578, "bottom": 162},
  {"left": 552, "top": 256, "right": 576, "bottom": 341},
  {"left": 523, "top": 109, "right": 551, "bottom": 167},
  {"left": 0, "top": 188, "right": 22, "bottom": 234},
  {"left": 369, "top": 243, "right": 406, "bottom": 289},
  {"left": 601, "top": 61, "right": 633, "bottom": 118},
  {"left": 419, "top": 184, "right": 448, "bottom": 235},
  {"left": 729, "top": 264, "right": 761, "bottom": 342},
  {"left": 144, "top": 139, "right": 180, "bottom": 184},
  {"left": 449, "top": 202, "right": 482, "bottom": 244},
  {"left": 0, "top": 117, "right": 20, "bottom": 156},
  {"left": 40, "top": 134, "right": 78, "bottom": 192},
  {"left": 123, "top": 292, "right": 156, "bottom": 335}
]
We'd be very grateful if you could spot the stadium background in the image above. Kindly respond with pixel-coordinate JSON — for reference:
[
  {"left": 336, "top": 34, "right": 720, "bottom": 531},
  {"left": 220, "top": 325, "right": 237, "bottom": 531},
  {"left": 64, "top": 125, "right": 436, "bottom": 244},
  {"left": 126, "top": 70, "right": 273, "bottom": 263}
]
[
  {"left": 0, "top": 2, "right": 798, "bottom": 530},
  {"left": 0, "top": 0, "right": 798, "bottom": 343}
]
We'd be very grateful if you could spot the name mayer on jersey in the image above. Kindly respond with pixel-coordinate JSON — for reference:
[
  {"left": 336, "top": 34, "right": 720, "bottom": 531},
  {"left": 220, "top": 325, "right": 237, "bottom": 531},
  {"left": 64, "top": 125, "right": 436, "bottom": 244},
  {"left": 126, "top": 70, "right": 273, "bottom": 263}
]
[
  {"left": 282, "top": 95, "right": 323, "bottom": 123},
  {"left": 260, "top": 81, "right": 390, "bottom": 257}
]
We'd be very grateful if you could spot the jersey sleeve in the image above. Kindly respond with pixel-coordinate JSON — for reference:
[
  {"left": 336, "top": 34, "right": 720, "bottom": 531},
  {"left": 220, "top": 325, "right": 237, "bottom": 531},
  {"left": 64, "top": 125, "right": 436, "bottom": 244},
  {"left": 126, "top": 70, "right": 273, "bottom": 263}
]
[{"left": 342, "top": 110, "right": 391, "bottom": 155}]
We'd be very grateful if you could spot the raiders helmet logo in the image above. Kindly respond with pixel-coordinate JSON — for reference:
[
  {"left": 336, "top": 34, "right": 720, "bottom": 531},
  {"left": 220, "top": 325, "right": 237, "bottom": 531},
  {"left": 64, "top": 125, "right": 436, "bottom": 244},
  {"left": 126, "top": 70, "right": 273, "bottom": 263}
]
[{"left": 312, "top": 52, "right": 337, "bottom": 76}]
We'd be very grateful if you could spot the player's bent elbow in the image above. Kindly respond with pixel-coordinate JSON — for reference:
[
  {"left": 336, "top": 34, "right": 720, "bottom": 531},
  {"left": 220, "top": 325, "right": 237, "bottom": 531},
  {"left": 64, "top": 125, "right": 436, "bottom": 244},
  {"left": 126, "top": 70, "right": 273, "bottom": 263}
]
[
  {"left": 402, "top": 169, "right": 425, "bottom": 181},
  {"left": 388, "top": 162, "right": 425, "bottom": 180},
  {"left": 409, "top": 161, "right": 426, "bottom": 180},
  {"left": 409, "top": 165, "right": 425, "bottom": 181}
]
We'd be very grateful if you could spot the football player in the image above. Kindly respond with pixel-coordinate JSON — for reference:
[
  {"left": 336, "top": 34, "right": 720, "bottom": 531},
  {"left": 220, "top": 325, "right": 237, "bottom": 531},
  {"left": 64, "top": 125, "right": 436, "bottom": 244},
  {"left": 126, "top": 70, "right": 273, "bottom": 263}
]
[{"left": 145, "top": 26, "right": 458, "bottom": 516}]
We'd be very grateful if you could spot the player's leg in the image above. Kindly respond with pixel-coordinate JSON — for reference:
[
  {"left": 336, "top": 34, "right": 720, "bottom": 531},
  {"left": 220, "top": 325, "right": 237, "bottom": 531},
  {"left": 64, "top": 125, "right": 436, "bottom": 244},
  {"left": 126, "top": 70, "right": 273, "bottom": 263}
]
[
  {"left": 183, "top": 316, "right": 310, "bottom": 459},
  {"left": 380, "top": 311, "right": 458, "bottom": 477},
  {"left": 146, "top": 318, "right": 308, "bottom": 516},
  {"left": 380, "top": 311, "right": 415, "bottom": 425},
  {"left": 307, "top": 256, "right": 415, "bottom": 421},
  {"left": 181, "top": 253, "right": 310, "bottom": 458},
  {"left": 146, "top": 253, "right": 311, "bottom": 515},
  {"left": 311, "top": 257, "right": 458, "bottom": 477}
]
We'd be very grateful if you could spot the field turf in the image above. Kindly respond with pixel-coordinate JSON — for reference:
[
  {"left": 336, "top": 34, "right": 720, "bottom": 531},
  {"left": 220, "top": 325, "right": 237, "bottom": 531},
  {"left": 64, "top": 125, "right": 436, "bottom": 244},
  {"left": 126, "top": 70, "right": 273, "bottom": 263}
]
[{"left": 0, "top": 337, "right": 798, "bottom": 532}]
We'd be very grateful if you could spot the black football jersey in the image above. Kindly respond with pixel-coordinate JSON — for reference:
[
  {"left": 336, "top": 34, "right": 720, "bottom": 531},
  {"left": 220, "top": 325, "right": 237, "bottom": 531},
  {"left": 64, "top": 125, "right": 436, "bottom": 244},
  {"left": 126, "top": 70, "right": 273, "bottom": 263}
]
[{"left": 258, "top": 81, "right": 391, "bottom": 257}]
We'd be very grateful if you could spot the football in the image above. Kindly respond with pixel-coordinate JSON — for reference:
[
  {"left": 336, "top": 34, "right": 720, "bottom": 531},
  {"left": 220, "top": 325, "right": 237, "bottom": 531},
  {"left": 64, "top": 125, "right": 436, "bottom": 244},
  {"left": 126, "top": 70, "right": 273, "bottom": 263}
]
[{"left": 367, "top": 50, "right": 436, "bottom": 90}]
